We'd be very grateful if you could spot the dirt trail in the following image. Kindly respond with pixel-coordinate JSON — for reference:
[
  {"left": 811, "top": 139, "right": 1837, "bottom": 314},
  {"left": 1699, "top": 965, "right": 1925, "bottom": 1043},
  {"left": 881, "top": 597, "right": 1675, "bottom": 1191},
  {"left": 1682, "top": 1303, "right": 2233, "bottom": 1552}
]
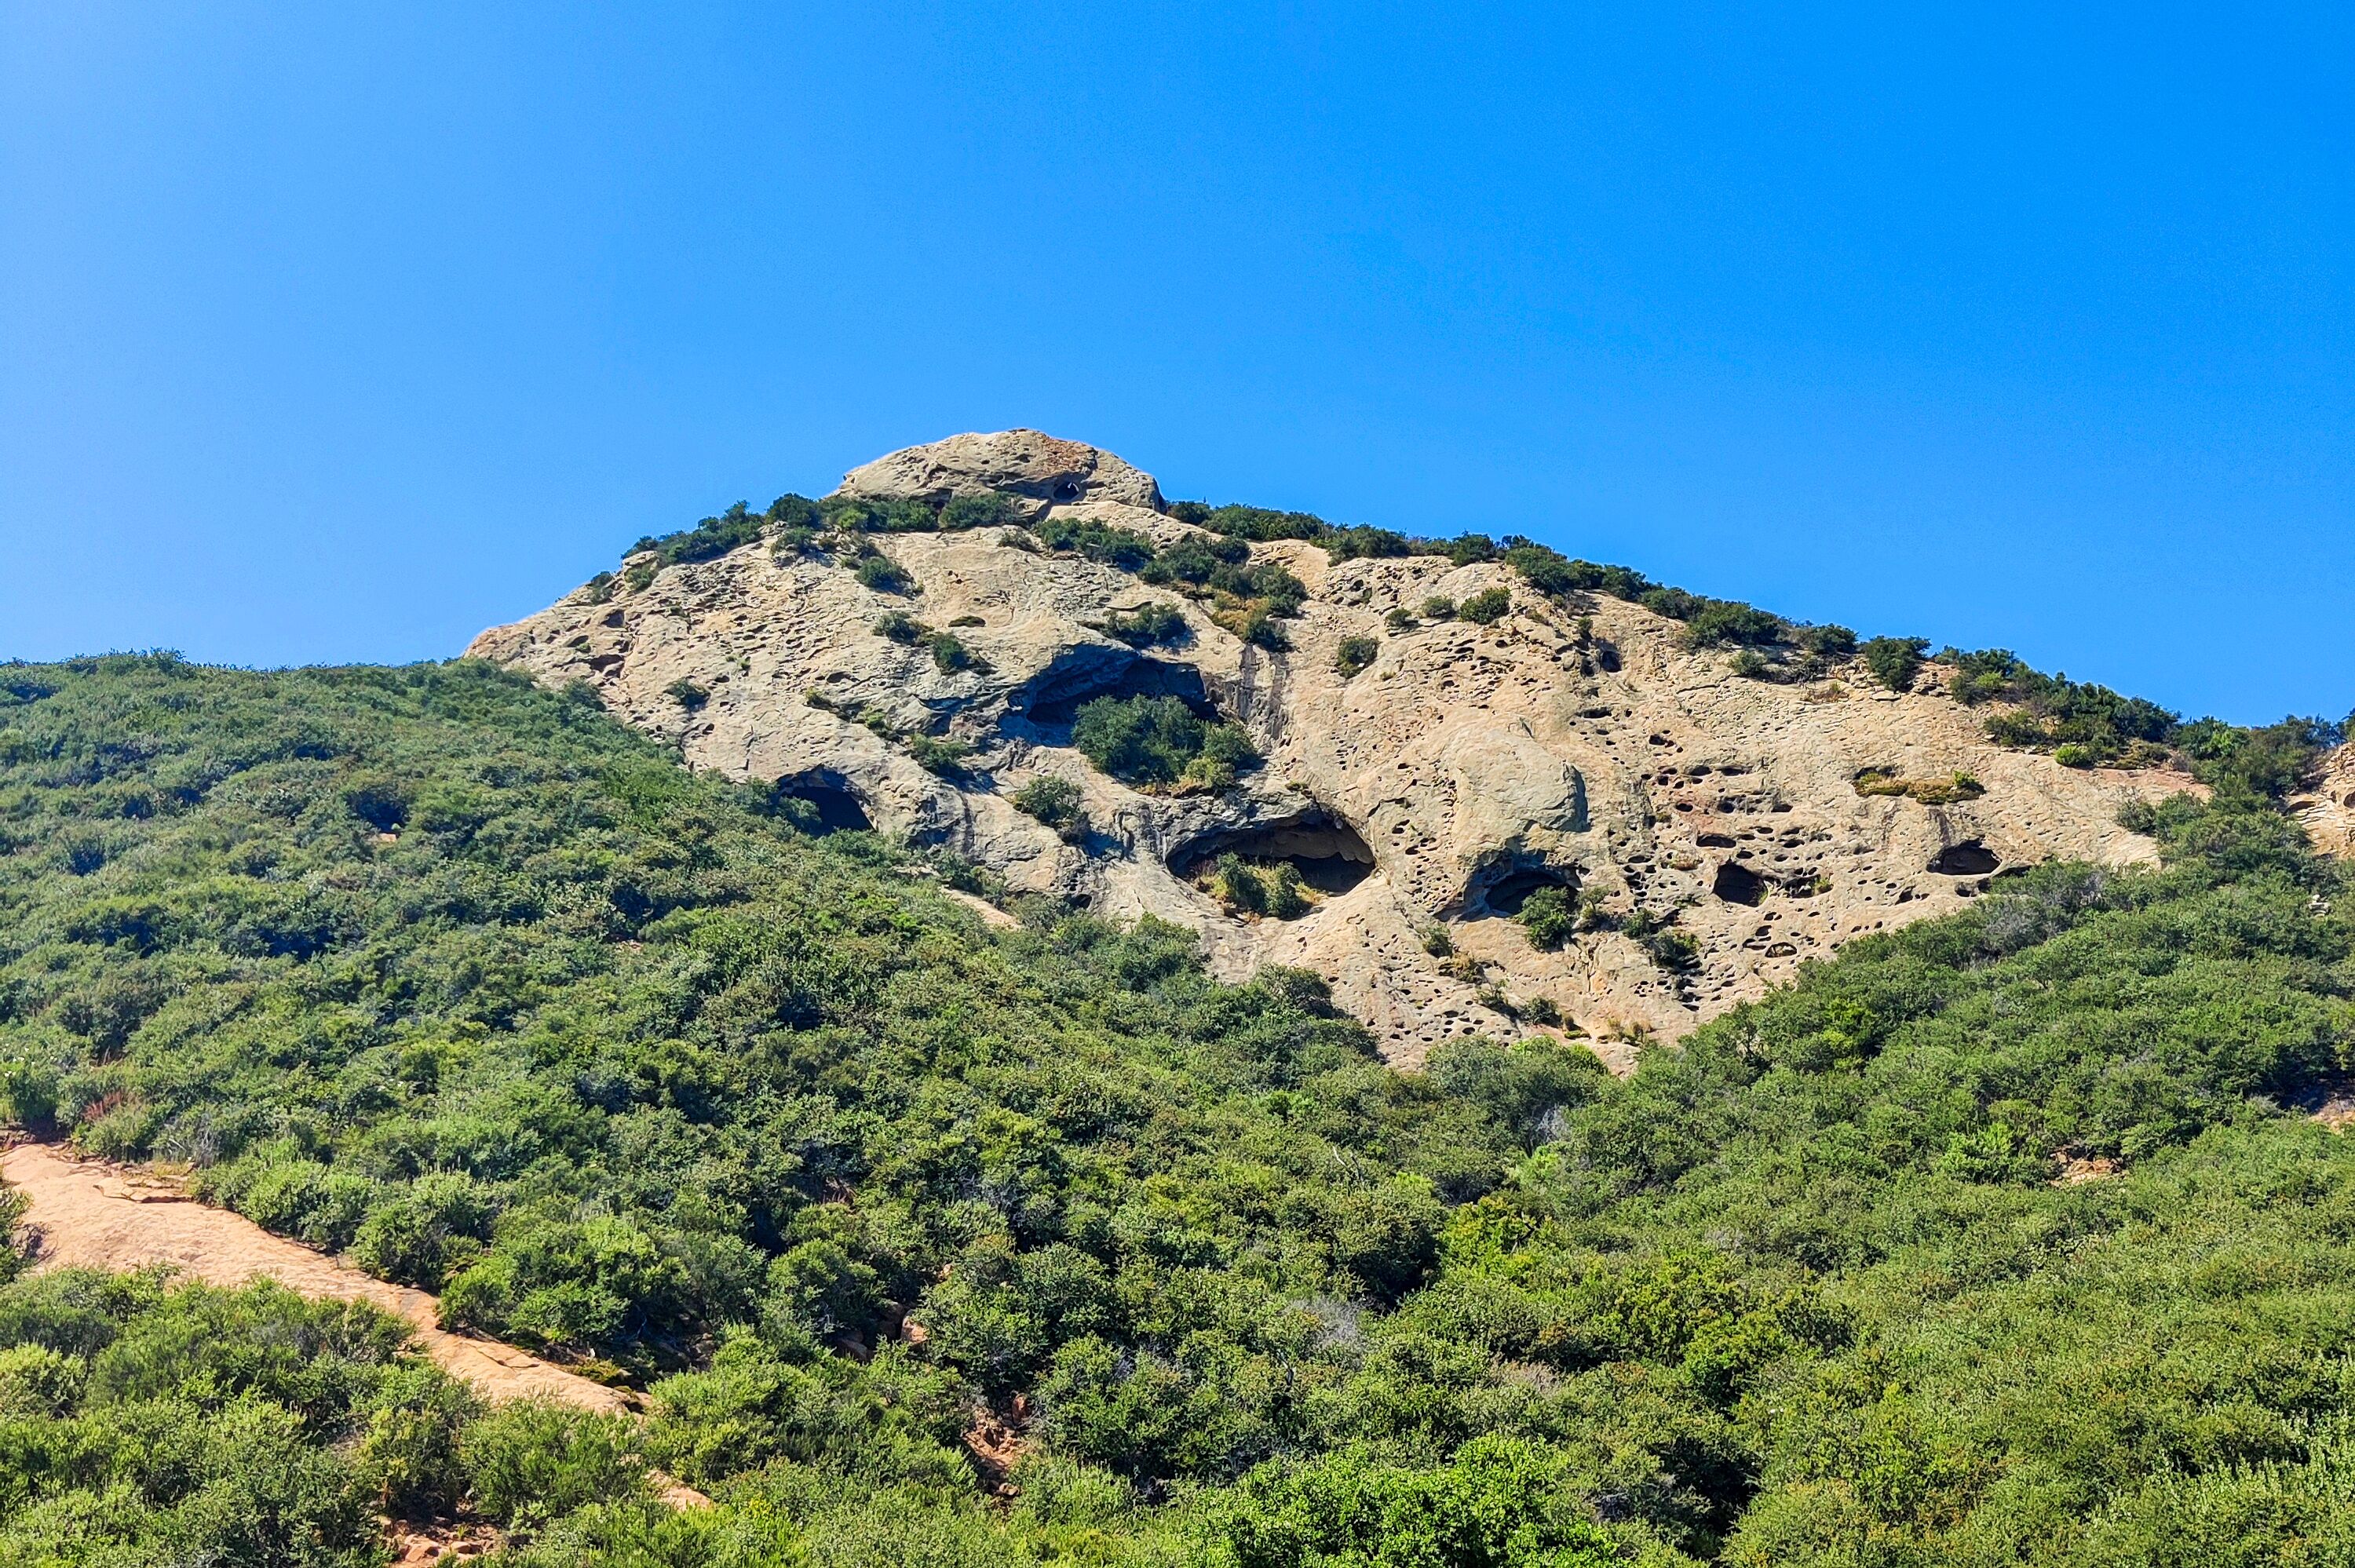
[{"left": 0, "top": 1141, "right": 631, "bottom": 1416}]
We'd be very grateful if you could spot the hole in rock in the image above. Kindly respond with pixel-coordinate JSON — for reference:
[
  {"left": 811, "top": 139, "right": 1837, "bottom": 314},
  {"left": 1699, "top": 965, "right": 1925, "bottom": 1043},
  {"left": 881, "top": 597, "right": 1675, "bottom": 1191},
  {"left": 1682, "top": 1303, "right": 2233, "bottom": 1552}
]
[
  {"left": 1173, "top": 813, "right": 1377, "bottom": 895},
  {"left": 1929, "top": 841, "right": 2001, "bottom": 876},
  {"left": 1711, "top": 861, "right": 1767, "bottom": 906},
  {"left": 1696, "top": 833, "right": 1736, "bottom": 848},
  {"left": 1020, "top": 656, "right": 1212, "bottom": 728},
  {"left": 770, "top": 776, "right": 873, "bottom": 834},
  {"left": 1476, "top": 862, "right": 1579, "bottom": 917},
  {"left": 1053, "top": 479, "right": 1083, "bottom": 501}
]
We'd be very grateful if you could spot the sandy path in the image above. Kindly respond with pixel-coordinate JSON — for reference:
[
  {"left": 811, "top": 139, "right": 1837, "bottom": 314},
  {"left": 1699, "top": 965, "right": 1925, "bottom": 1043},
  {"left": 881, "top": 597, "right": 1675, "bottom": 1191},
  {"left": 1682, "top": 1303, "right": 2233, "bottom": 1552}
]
[{"left": 0, "top": 1142, "right": 632, "bottom": 1416}]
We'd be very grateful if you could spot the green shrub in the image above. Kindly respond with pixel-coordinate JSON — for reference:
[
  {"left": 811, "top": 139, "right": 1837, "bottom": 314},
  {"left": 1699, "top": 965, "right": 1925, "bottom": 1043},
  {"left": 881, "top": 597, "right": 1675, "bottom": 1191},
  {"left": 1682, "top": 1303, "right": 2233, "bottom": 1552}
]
[
  {"left": 1139, "top": 534, "right": 1250, "bottom": 585},
  {"left": 1384, "top": 607, "right": 1415, "bottom": 632},
  {"left": 628, "top": 500, "right": 766, "bottom": 567},
  {"left": 874, "top": 611, "right": 929, "bottom": 644},
  {"left": 1421, "top": 596, "right": 1455, "bottom": 621},
  {"left": 856, "top": 554, "right": 915, "bottom": 594},
  {"left": 1334, "top": 636, "right": 1380, "bottom": 678},
  {"left": 1099, "top": 602, "right": 1188, "bottom": 647},
  {"left": 929, "top": 632, "right": 979, "bottom": 673},
  {"left": 1215, "top": 1435, "right": 1618, "bottom": 1568},
  {"left": 582, "top": 571, "right": 616, "bottom": 605},
  {"left": 1517, "top": 887, "right": 1575, "bottom": 949},
  {"left": 665, "top": 678, "right": 710, "bottom": 710},
  {"left": 461, "top": 1401, "right": 650, "bottom": 1529},
  {"left": 941, "top": 493, "right": 1020, "bottom": 531},
  {"left": 1214, "top": 855, "right": 1309, "bottom": 919},
  {"left": 1795, "top": 622, "right": 1857, "bottom": 658},
  {"left": 1458, "top": 588, "right": 1512, "bottom": 625},
  {"left": 1035, "top": 516, "right": 1156, "bottom": 570},
  {"left": 1236, "top": 607, "right": 1292, "bottom": 651},
  {"left": 820, "top": 494, "right": 940, "bottom": 533},
  {"left": 1323, "top": 526, "right": 1415, "bottom": 562},
  {"left": 1184, "top": 502, "right": 1331, "bottom": 543},
  {"left": 1011, "top": 777, "right": 1089, "bottom": 841},
  {"left": 1861, "top": 634, "right": 1930, "bottom": 691},
  {"left": 1729, "top": 648, "right": 1774, "bottom": 680},
  {"left": 904, "top": 735, "right": 973, "bottom": 775},
  {"left": 1681, "top": 599, "right": 1786, "bottom": 647},
  {"left": 1069, "top": 695, "right": 1258, "bottom": 790}
]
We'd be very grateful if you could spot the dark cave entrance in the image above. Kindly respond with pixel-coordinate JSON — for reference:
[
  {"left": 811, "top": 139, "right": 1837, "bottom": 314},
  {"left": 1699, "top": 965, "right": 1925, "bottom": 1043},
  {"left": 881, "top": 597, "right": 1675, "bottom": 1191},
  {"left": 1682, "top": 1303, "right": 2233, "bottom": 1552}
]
[
  {"left": 1018, "top": 656, "right": 1214, "bottom": 730},
  {"left": 1172, "top": 814, "right": 1378, "bottom": 895},
  {"left": 1477, "top": 862, "right": 1579, "bottom": 917},
  {"left": 1929, "top": 841, "right": 2002, "bottom": 876},
  {"left": 770, "top": 776, "right": 874, "bottom": 834},
  {"left": 1711, "top": 859, "right": 1768, "bottom": 906}
]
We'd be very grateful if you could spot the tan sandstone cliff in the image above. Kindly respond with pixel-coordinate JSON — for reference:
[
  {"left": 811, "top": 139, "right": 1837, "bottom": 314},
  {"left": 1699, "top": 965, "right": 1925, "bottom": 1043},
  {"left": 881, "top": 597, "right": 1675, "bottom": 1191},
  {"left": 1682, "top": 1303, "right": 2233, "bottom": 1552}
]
[{"left": 469, "top": 431, "right": 2201, "bottom": 1071}]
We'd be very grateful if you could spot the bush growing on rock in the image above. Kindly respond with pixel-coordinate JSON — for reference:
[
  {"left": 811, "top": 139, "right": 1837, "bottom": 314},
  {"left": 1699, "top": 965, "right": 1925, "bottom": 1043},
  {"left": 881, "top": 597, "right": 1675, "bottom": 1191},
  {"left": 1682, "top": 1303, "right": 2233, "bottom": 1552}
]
[
  {"left": 940, "top": 493, "right": 1019, "bottom": 531},
  {"left": 855, "top": 553, "right": 915, "bottom": 594},
  {"left": 1517, "top": 886, "right": 1576, "bottom": 949},
  {"left": 1012, "top": 776, "right": 1089, "bottom": 841},
  {"left": 1795, "top": 622, "right": 1857, "bottom": 658},
  {"left": 1213, "top": 854, "right": 1309, "bottom": 918},
  {"left": 1334, "top": 636, "right": 1380, "bottom": 677},
  {"left": 1034, "top": 516, "right": 1156, "bottom": 570},
  {"left": 1459, "top": 588, "right": 1513, "bottom": 625},
  {"left": 1069, "top": 695, "right": 1258, "bottom": 791},
  {"left": 1098, "top": 601, "right": 1188, "bottom": 647},
  {"left": 1680, "top": 599, "right": 1786, "bottom": 647},
  {"left": 1139, "top": 533, "right": 1250, "bottom": 586},
  {"left": 1862, "top": 634, "right": 1930, "bottom": 691},
  {"left": 903, "top": 735, "right": 972, "bottom": 775},
  {"left": 928, "top": 632, "right": 979, "bottom": 673}
]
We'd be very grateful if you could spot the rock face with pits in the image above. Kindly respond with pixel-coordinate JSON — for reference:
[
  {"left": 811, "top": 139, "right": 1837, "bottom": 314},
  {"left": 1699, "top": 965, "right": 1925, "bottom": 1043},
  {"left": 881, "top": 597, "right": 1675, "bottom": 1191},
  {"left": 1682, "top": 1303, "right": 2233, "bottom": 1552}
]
[{"left": 469, "top": 429, "right": 2199, "bottom": 1070}]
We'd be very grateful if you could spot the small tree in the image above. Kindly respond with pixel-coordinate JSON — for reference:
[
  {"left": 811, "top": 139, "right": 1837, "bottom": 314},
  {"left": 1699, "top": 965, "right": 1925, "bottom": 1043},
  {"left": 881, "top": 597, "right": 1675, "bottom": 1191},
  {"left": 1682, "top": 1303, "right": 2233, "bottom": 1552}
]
[
  {"left": 1459, "top": 588, "right": 1513, "bottom": 625},
  {"left": 1518, "top": 887, "right": 1575, "bottom": 950},
  {"left": 1012, "top": 776, "right": 1089, "bottom": 841},
  {"left": 856, "top": 554, "right": 914, "bottom": 594},
  {"left": 1335, "top": 636, "right": 1380, "bottom": 678},
  {"left": 1862, "top": 636, "right": 1930, "bottom": 691}
]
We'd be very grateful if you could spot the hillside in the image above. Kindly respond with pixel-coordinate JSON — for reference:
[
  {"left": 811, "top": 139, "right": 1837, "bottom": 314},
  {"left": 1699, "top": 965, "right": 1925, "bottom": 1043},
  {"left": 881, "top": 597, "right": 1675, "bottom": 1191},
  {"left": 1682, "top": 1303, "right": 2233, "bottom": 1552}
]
[
  {"left": 2, "top": 651, "right": 2354, "bottom": 1564},
  {"left": 471, "top": 431, "right": 2195, "bottom": 1064}
]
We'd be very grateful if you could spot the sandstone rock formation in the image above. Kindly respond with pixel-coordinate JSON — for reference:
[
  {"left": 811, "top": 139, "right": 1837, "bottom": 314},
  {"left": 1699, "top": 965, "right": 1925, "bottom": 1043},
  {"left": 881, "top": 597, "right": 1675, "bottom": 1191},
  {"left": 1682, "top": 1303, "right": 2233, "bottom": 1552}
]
[{"left": 470, "top": 430, "right": 2201, "bottom": 1070}]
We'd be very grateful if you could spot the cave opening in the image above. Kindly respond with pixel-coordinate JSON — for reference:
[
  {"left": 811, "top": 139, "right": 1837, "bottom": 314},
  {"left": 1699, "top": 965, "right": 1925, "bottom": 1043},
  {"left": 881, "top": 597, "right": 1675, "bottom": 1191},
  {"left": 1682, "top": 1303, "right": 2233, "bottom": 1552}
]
[
  {"left": 771, "top": 777, "right": 874, "bottom": 834},
  {"left": 1929, "top": 841, "right": 2002, "bottom": 876},
  {"left": 1478, "top": 862, "right": 1579, "bottom": 917},
  {"left": 1173, "top": 813, "right": 1377, "bottom": 895},
  {"left": 1712, "top": 860, "right": 1767, "bottom": 906},
  {"left": 1019, "top": 655, "right": 1214, "bottom": 730}
]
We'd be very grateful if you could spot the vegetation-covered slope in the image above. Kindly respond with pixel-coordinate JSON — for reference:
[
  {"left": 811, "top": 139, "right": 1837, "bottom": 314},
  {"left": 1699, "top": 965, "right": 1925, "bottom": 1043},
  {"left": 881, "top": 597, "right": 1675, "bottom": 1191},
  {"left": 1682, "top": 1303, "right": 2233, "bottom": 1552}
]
[{"left": 2, "top": 653, "right": 2353, "bottom": 1565}]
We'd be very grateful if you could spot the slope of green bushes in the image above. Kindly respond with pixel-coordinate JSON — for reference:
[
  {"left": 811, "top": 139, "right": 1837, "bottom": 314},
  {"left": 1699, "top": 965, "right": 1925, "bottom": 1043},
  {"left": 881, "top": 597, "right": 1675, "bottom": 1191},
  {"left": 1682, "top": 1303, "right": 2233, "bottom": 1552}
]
[{"left": 5, "top": 654, "right": 2355, "bottom": 1565}]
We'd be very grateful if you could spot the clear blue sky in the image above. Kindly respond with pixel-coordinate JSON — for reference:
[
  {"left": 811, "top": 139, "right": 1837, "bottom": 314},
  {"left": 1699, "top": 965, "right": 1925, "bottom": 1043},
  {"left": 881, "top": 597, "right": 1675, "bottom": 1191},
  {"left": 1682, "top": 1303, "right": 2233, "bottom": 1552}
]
[{"left": 4, "top": 4, "right": 2347, "bottom": 724}]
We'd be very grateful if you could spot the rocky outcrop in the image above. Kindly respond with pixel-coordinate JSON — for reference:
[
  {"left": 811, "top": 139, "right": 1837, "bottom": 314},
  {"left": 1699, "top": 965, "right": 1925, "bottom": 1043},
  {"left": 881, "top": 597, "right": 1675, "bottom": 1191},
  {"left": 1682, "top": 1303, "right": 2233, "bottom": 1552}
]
[{"left": 469, "top": 430, "right": 2200, "bottom": 1070}]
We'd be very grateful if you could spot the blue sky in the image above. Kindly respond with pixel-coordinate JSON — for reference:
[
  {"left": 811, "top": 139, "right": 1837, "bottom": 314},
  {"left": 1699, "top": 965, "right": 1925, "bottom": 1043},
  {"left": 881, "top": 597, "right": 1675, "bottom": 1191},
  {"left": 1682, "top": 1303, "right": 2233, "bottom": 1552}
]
[{"left": 4, "top": 3, "right": 2347, "bottom": 723}]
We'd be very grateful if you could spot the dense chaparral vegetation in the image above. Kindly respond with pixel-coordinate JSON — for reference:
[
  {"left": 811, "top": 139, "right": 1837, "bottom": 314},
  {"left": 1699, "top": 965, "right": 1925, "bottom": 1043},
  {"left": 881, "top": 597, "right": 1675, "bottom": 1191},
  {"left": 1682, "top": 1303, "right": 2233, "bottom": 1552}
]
[{"left": 1, "top": 520, "right": 2353, "bottom": 1563}]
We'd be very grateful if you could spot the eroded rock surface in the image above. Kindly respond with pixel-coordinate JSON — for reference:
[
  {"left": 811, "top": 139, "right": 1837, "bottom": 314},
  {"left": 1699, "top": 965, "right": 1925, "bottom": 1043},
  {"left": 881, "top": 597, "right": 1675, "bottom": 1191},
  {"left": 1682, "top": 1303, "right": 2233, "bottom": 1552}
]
[{"left": 471, "top": 430, "right": 2198, "bottom": 1070}]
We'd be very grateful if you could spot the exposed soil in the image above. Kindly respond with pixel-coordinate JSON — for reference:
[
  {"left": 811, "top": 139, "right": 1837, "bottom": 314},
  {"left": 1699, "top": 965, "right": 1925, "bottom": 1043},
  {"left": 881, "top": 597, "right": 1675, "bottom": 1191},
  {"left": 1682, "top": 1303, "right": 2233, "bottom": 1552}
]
[{"left": 1, "top": 1140, "right": 632, "bottom": 1415}]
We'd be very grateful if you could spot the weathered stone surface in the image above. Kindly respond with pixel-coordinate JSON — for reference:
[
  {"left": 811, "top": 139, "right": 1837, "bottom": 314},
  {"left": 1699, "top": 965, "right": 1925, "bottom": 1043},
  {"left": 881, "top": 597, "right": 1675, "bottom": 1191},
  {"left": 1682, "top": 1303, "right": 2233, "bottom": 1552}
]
[
  {"left": 470, "top": 431, "right": 2202, "bottom": 1071},
  {"left": 2295, "top": 746, "right": 2355, "bottom": 858}
]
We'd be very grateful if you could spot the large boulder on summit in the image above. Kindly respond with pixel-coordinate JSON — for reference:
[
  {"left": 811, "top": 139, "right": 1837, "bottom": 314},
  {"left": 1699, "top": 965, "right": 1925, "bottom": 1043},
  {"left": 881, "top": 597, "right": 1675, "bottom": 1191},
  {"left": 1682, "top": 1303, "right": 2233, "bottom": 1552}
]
[
  {"left": 834, "top": 428, "right": 1166, "bottom": 520},
  {"left": 470, "top": 430, "right": 2197, "bottom": 1070}
]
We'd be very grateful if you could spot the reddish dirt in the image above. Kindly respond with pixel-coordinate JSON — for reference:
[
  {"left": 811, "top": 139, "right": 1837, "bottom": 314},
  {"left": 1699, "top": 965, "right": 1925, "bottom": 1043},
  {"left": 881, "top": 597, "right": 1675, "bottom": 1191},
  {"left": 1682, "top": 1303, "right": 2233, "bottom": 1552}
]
[{"left": 1, "top": 1141, "right": 633, "bottom": 1415}]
